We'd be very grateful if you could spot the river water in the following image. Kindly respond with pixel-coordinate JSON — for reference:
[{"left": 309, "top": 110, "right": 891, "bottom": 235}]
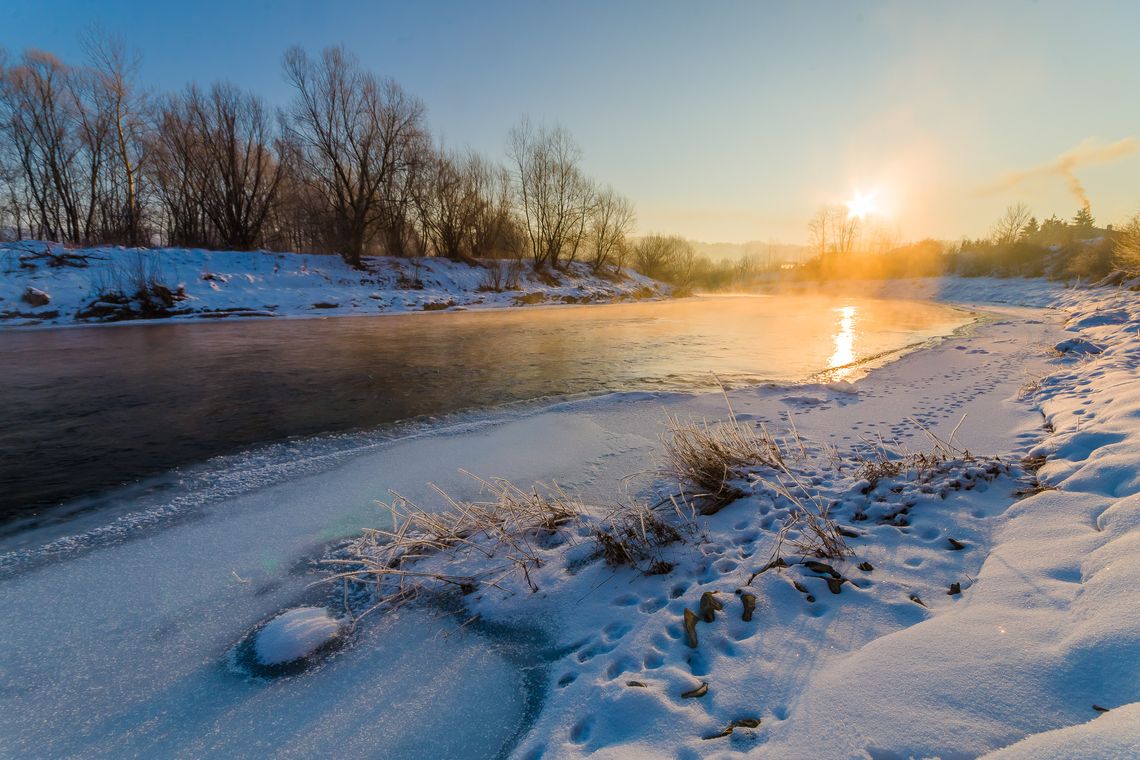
[{"left": 0, "top": 294, "right": 968, "bottom": 526}]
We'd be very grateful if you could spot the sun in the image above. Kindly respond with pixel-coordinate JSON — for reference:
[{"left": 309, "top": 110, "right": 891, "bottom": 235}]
[{"left": 845, "top": 190, "right": 879, "bottom": 220}]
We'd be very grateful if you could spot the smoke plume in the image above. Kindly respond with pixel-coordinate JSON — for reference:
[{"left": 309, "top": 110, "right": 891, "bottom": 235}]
[{"left": 979, "top": 137, "right": 1138, "bottom": 211}]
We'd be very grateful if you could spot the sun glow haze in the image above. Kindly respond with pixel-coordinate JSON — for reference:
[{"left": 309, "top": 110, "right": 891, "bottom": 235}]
[{"left": 845, "top": 191, "right": 880, "bottom": 220}]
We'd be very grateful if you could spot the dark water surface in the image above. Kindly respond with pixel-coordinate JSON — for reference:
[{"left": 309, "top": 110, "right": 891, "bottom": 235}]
[{"left": 0, "top": 295, "right": 969, "bottom": 521}]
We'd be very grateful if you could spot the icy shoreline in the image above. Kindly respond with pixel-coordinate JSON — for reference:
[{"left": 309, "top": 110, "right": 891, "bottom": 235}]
[{"left": 0, "top": 242, "right": 669, "bottom": 327}]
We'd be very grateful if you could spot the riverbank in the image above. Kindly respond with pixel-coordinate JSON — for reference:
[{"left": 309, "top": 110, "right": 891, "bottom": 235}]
[
  {"left": 0, "top": 241, "right": 668, "bottom": 327},
  {"left": 2, "top": 277, "right": 1137, "bottom": 758}
]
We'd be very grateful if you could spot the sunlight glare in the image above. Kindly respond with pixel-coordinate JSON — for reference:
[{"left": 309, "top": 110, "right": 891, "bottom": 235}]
[
  {"left": 827, "top": 305, "right": 857, "bottom": 379},
  {"left": 845, "top": 191, "right": 880, "bottom": 220}
]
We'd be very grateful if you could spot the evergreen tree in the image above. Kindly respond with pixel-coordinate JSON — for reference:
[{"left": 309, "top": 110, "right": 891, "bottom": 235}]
[
  {"left": 1019, "top": 216, "right": 1039, "bottom": 241},
  {"left": 1072, "top": 207, "right": 1095, "bottom": 231},
  {"left": 1040, "top": 214, "right": 1069, "bottom": 244}
]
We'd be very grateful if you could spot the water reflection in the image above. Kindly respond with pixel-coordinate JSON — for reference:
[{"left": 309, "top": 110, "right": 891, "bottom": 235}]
[
  {"left": 828, "top": 305, "right": 857, "bottom": 379},
  {"left": 0, "top": 295, "right": 967, "bottom": 518}
]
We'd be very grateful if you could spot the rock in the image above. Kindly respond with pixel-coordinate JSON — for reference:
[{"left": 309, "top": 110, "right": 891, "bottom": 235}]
[
  {"left": 698, "top": 591, "right": 723, "bottom": 623},
  {"left": 804, "top": 560, "right": 841, "bottom": 578},
  {"left": 1054, "top": 338, "right": 1103, "bottom": 355},
  {"left": 947, "top": 538, "right": 966, "bottom": 551},
  {"left": 21, "top": 287, "right": 50, "bottom": 307},
  {"left": 701, "top": 717, "right": 761, "bottom": 740},
  {"left": 253, "top": 607, "right": 344, "bottom": 666},
  {"left": 681, "top": 681, "right": 708, "bottom": 699},
  {"left": 683, "top": 608, "right": 699, "bottom": 648},
  {"left": 626, "top": 680, "right": 646, "bottom": 688},
  {"left": 858, "top": 561, "right": 874, "bottom": 572},
  {"left": 741, "top": 593, "right": 757, "bottom": 621},
  {"left": 948, "top": 582, "right": 961, "bottom": 595}
]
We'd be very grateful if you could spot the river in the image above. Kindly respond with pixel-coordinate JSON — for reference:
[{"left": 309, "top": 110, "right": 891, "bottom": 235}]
[{"left": 0, "top": 294, "right": 968, "bottom": 527}]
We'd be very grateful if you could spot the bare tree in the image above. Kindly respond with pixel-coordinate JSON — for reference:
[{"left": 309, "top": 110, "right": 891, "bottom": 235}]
[
  {"left": 808, "top": 204, "right": 858, "bottom": 257},
  {"left": 587, "top": 185, "right": 635, "bottom": 271},
  {"left": 508, "top": 118, "right": 593, "bottom": 269},
  {"left": 0, "top": 48, "right": 26, "bottom": 239},
  {"left": 84, "top": 32, "right": 148, "bottom": 245},
  {"left": 417, "top": 148, "right": 477, "bottom": 261},
  {"left": 188, "top": 83, "right": 284, "bottom": 249},
  {"left": 2, "top": 51, "right": 86, "bottom": 241},
  {"left": 282, "top": 46, "right": 428, "bottom": 266},
  {"left": 149, "top": 91, "right": 209, "bottom": 246},
  {"left": 634, "top": 233, "right": 695, "bottom": 283},
  {"left": 991, "top": 202, "right": 1032, "bottom": 245},
  {"left": 465, "top": 153, "right": 517, "bottom": 259}
]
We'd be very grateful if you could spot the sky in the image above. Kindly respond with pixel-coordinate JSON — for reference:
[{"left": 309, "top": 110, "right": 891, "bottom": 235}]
[{"left": 3, "top": 0, "right": 1138, "bottom": 244}]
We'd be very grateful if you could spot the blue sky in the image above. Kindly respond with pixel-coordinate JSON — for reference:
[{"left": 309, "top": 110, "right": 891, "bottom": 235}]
[{"left": 4, "top": 0, "right": 1139, "bottom": 243}]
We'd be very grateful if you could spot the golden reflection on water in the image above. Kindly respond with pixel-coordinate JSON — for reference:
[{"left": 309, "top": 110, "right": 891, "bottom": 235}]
[{"left": 828, "top": 305, "right": 857, "bottom": 379}]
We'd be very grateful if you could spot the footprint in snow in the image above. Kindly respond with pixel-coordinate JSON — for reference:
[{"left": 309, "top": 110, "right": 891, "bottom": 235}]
[{"left": 570, "top": 716, "right": 595, "bottom": 744}]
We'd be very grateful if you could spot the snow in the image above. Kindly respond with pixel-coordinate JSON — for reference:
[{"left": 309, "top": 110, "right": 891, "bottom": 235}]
[
  {"left": 2, "top": 274, "right": 1139, "bottom": 757},
  {"left": 253, "top": 607, "right": 343, "bottom": 666},
  {"left": 0, "top": 241, "right": 667, "bottom": 327}
]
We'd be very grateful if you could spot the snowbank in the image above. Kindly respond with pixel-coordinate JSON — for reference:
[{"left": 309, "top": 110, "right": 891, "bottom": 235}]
[{"left": 0, "top": 241, "right": 668, "bottom": 327}]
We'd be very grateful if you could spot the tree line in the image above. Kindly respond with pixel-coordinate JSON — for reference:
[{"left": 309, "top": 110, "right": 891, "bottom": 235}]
[
  {"left": 0, "top": 37, "right": 637, "bottom": 270},
  {"left": 795, "top": 200, "right": 1140, "bottom": 282}
]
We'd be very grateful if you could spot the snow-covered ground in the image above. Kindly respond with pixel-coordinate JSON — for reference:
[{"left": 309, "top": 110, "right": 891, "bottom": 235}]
[
  {"left": 0, "top": 242, "right": 668, "bottom": 327},
  {"left": 1, "top": 275, "right": 1137, "bottom": 758}
]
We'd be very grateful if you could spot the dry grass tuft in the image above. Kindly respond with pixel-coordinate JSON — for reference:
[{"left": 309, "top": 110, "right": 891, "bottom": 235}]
[
  {"left": 593, "top": 496, "right": 694, "bottom": 574},
  {"left": 855, "top": 415, "right": 974, "bottom": 488},
  {"left": 661, "top": 410, "right": 785, "bottom": 513},
  {"left": 764, "top": 470, "right": 853, "bottom": 561},
  {"left": 326, "top": 471, "right": 584, "bottom": 619}
]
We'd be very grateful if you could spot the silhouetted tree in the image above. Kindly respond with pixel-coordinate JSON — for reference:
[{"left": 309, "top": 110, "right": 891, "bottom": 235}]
[
  {"left": 282, "top": 45, "right": 428, "bottom": 266},
  {"left": 991, "top": 202, "right": 1031, "bottom": 245},
  {"left": 587, "top": 186, "right": 635, "bottom": 271},
  {"left": 508, "top": 118, "right": 594, "bottom": 269},
  {"left": 1072, "top": 206, "right": 1095, "bottom": 235}
]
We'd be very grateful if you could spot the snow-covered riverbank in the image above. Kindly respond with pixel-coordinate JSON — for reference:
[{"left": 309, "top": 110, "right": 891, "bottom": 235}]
[
  {"left": 504, "top": 278, "right": 1138, "bottom": 758},
  {"left": 0, "top": 242, "right": 668, "bottom": 327},
  {"left": 2, "top": 276, "right": 1137, "bottom": 758}
]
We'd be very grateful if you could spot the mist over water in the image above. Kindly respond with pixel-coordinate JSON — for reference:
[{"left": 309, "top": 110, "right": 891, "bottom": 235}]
[{"left": 0, "top": 294, "right": 969, "bottom": 522}]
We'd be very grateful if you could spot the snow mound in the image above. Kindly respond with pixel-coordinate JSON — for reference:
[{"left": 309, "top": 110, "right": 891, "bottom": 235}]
[
  {"left": 982, "top": 703, "right": 1140, "bottom": 759},
  {"left": 254, "top": 607, "right": 343, "bottom": 666},
  {"left": 1066, "top": 309, "right": 1130, "bottom": 330}
]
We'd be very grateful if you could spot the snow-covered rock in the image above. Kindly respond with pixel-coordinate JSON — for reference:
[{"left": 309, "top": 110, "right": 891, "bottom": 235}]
[
  {"left": 21, "top": 286, "right": 50, "bottom": 306},
  {"left": 1054, "top": 337, "right": 1104, "bottom": 354},
  {"left": 253, "top": 607, "right": 344, "bottom": 666}
]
